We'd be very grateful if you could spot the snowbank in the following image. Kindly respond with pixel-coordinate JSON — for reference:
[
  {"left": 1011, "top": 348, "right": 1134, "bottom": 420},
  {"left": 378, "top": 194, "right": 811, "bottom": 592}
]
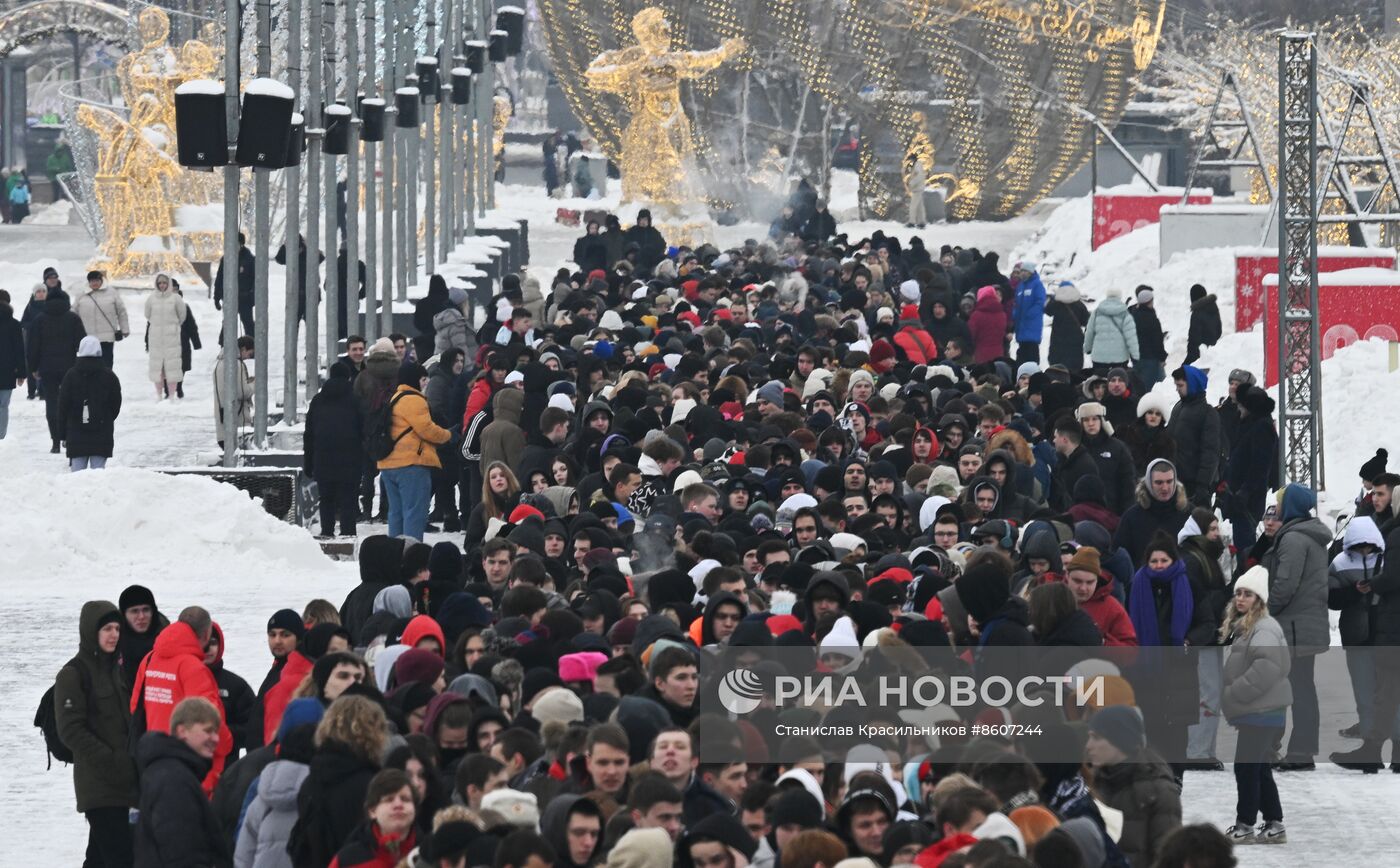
[
  {"left": 28, "top": 199, "right": 73, "bottom": 226},
  {"left": 0, "top": 468, "right": 355, "bottom": 862}
]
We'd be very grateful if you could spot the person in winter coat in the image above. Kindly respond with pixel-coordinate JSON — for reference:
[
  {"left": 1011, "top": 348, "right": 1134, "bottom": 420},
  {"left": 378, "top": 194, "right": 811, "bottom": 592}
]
[
  {"left": 1029, "top": 581, "right": 1102, "bottom": 646},
  {"left": 232, "top": 721, "right": 315, "bottom": 868},
  {"left": 214, "top": 233, "right": 257, "bottom": 336},
  {"left": 1261, "top": 483, "right": 1331, "bottom": 769},
  {"left": 116, "top": 584, "right": 168, "bottom": 696},
  {"left": 967, "top": 285, "right": 1008, "bottom": 364},
  {"left": 326, "top": 769, "right": 419, "bottom": 868},
  {"left": 1076, "top": 402, "right": 1136, "bottom": 514},
  {"left": 1220, "top": 567, "right": 1292, "bottom": 844},
  {"left": 1067, "top": 474, "right": 1120, "bottom": 535},
  {"left": 1050, "top": 420, "right": 1101, "bottom": 512},
  {"left": 1185, "top": 283, "right": 1222, "bottom": 365},
  {"left": 802, "top": 199, "right": 838, "bottom": 243},
  {"left": 1129, "top": 286, "right": 1167, "bottom": 385},
  {"left": 176, "top": 285, "right": 200, "bottom": 392},
  {"left": 573, "top": 221, "right": 609, "bottom": 274},
  {"left": 1327, "top": 516, "right": 1396, "bottom": 747},
  {"left": 892, "top": 304, "right": 937, "bottom": 365},
  {"left": 72, "top": 270, "right": 129, "bottom": 369},
  {"left": 1044, "top": 280, "right": 1089, "bottom": 371},
  {"left": 58, "top": 336, "right": 122, "bottom": 470},
  {"left": 305, "top": 365, "right": 366, "bottom": 539},
  {"left": 1224, "top": 385, "right": 1278, "bottom": 556},
  {"left": 1116, "top": 459, "right": 1191, "bottom": 570},
  {"left": 1065, "top": 547, "right": 1137, "bottom": 646},
  {"left": 130, "top": 607, "right": 233, "bottom": 795},
  {"left": 1010, "top": 261, "right": 1046, "bottom": 364},
  {"left": 56, "top": 600, "right": 138, "bottom": 867},
  {"left": 205, "top": 622, "right": 257, "bottom": 761},
  {"left": 213, "top": 336, "right": 255, "bottom": 449},
  {"left": 143, "top": 273, "right": 186, "bottom": 400},
  {"left": 28, "top": 289, "right": 85, "bottom": 451},
  {"left": 133, "top": 697, "right": 231, "bottom": 868},
  {"left": 1180, "top": 508, "right": 1231, "bottom": 769},
  {"left": 1086, "top": 706, "right": 1182, "bottom": 867},
  {"left": 339, "top": 535, "right": 405, "bottom": 645},
  {"left": 289, "top": 696, "right": 388, "bottom": 868},
  {"left": 331, "top": 245, "right": 368, "bottom": 340},
  {"left": 1083, "top": 286, "right": 1139, "bottom": 371},
  {"left": 412, "top": 276, "right": 451, "bottom": 362},
  {"left": 1121, "top": 391, "right": 1177, "bottom": 477},
  {"left": 379, "top": 362, "right": 453, "bottom": 541},
  {"left": 541, "top": 793, "right": 604, "bottom": 868},
  {"left": 625, "top": 209, "right": 667, "bottom": 276},
  {"left": 432, "top": 286, "right": 474, "bottom": 357},
  {"left": 0, "top": 294, "right": 28, "bottom": 439},
  {"left": 479, "top": 385, "right": 526, "bottom": 476},
  {"left": 1166, "top": 365, "right": 1221, "bottom": 507},
  {"left": 23, "top": 275, "right": 63, "bottom": 398},
  {"left": 925, "top": 297, "right": 972, "bottom": 360},
  {"left": 355, "top": 337, "right": 402, "bottom": 519},
  {"left": 274, "top": 234, "right": 325, "bottom": 323}
]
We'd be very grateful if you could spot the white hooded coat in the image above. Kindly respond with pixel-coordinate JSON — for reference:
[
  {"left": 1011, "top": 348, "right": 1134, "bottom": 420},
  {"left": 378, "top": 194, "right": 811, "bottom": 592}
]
[{"left": 144, "top": 277, "right": 187, "bottom": 383}]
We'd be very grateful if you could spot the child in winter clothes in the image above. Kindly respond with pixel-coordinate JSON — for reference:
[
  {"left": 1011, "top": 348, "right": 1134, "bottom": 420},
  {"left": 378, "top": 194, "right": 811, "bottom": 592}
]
[{"left": 1220, "top": 566, "right": 1292, "bottom": 844}]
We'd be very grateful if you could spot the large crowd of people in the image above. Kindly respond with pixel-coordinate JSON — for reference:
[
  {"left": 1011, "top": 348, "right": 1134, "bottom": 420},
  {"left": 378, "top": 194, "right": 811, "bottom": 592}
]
[{"left": 23, "top": 200, "right": 1400, "bottom": 868}]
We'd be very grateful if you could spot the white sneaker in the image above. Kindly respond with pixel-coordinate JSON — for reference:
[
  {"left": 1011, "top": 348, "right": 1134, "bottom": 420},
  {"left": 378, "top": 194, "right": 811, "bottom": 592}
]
[
  {"left": 1226, "top": 823, "right": 1257, "bottom": 844},
  {"left": 1257, "top": 821, "right": 1287, "bottom": 844}
]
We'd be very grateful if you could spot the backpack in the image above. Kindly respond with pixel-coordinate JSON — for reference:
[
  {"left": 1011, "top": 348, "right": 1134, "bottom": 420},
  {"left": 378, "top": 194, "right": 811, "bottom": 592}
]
[
  {"left": 364, "top": 390, "right": 411, "bottom": 461},
  {"left": 10, "top": 184, "right": 29, "bottom": 205},
  {"left": 459, "top": 404, "right": 493, "bottom": 462},
  {"left": 35, "top": 663, "right": 91, "bottom": 768}
]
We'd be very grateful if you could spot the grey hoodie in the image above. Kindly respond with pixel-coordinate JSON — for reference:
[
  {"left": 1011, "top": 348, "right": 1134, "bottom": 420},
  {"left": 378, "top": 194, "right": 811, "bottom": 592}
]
[{"left": 233, "top": 759, "right": 310, "bottom": 868}]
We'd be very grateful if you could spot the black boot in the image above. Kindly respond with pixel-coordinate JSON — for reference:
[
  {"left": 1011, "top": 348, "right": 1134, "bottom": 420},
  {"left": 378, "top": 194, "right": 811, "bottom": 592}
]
[
  {"left": 360, "top": 496, "right": 375, "bottom": 521},
  {"left": 176, "top": 382, "right": 184, "bottom": 399},
  {"left": 1331, "top": 744, "right": 1384, "bottom": 773},
  {"left": 50, "top": 440, "right": 59, "bottom": 454}
]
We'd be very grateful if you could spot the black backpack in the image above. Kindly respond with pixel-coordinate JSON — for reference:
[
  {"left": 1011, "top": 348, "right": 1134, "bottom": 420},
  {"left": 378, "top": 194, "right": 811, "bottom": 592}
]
[
  {"left": 364, "top": 390, "right": 411, "bottom": 461},
  {"left": 35, "top": 663, "right": 90, "bottom": 768}
]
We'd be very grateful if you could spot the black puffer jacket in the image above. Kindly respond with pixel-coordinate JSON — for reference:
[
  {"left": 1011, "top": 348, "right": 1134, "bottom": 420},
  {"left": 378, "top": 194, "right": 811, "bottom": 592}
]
[
  {"left": 1114, "top": 482, "right": 1190, "bottom": 569},
  {"left": 1083, "top": 429, "right": 1137, "bottom": 515},
  {"left": 1038, "top": 609, "right": 1103, "bottom": 647},
  {"left": 1130, "top": 304, "right": 1166, "bottom": 362},
  {"left": 133, "top": 731, "right": 230, "bottom": 868},
  {"left": 304, "top": 373, "right": 364, "bottom": 483},
  {"left": 58, "top": 355, "right": 122, "bottom": 458},
  {"left": 55, "top": 600, "right": 137, "bottom": 812},
  {"left": 339, "top": 535, "right": 406, "bottom": 643},
  {"left": 0, "top": 303, "right": 26, "bottom": 386},
  {"left": 1167, "top": 390, "right": 1221, "bottom": 503},
  {"left": 289, "top": 741, "right": 380, "bottom": 868},
  {"left": 1051, "top": 446, "right": 1100, "bottom": 512},
  {"left": 26, "top": 293, "right": 85, "bottom": 376}
]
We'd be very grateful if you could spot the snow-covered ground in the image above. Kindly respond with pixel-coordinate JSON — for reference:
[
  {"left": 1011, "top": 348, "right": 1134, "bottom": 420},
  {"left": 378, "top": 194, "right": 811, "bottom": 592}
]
[{"left": 4, "top": 173, "right": 1400, "bottom": 861}]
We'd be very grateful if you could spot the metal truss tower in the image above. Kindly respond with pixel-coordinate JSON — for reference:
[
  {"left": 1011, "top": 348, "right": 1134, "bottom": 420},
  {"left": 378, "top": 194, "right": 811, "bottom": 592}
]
[{"left": 1182, "top": 69, "right": 1273, "bottom": 203}]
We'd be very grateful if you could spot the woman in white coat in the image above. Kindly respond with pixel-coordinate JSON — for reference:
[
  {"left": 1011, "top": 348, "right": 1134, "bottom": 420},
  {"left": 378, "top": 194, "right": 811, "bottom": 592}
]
[{"left": 144, "top": 273, "right": 186, "bottom": 399}]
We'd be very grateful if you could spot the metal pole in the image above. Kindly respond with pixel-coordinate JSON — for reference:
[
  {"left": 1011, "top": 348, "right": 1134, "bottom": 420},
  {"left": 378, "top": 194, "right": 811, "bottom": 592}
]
[
  {"left": 322, "top": 0, "right": 339, "bottom": 371},
  {"left": 381, "top": 0, "right": 397, "bottom": 329},
  {"left": 440, "top": 0, "right": 453, "bottom": 260},
  {"left": 345, "top": 0, "right": 361, "bottom": 342},
  {"left": 406, "top": 75, "right": 421, "bottom": 292},
  {"left": 484, "top": 31, "right": 496, "bottom": 210},
  {"left": 305, "top": 0, "right": 323, "bottom": 399},
  {"left": 424, "top": 6, "right": 437, "bottom": 272},
  {"left": 397, "top": 0, "right": 412, "bottom": 302},
  {"left": 283, "top": 0, "right": 303, "bottom": 424},
  {"left": 221, "top": 0, "right": 241, "bottom": 466},
  {"left": 253, "top": 0, "right": 271, "bottom": 447},
  {"left": 362, "top": 0, "right": 378, "bottom": 342}
]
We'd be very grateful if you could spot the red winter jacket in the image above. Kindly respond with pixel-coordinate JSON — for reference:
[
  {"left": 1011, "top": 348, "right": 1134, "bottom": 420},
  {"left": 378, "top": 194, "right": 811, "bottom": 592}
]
[
  {"left": 894, "top": 325, "right": 938, "bottom": 365},
  {"left": 462, "top": 375, "right": 497, "bottom": 427},
  {"left": 130, "top": 621, "right": 232, "bottom": 794},
  {"left": 967, "top": 287, "right": 1008, "bottom": 364},
  {"left": 1081, "top": 576, "right": 1138, "bottom": 647},
  {"left": 262, "top": 650, "right": 314, "bottom": 743}
]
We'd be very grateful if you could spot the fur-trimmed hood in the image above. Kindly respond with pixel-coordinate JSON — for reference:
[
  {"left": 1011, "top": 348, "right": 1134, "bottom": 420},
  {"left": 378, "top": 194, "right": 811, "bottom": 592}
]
[{"left": 986, "top": 428, "right": 1033, "bottom": 466}]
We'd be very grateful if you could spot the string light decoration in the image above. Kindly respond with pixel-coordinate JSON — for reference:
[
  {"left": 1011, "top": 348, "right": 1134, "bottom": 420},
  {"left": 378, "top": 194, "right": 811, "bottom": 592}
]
[{"left": 537, "top": 0, "right": 1164, "bottom": 222}]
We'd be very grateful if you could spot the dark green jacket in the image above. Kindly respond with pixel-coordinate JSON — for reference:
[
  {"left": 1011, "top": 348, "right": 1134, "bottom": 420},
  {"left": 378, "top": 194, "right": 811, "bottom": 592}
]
[{"left": 55, "top": 600, "right": 138, "bottom": 812}]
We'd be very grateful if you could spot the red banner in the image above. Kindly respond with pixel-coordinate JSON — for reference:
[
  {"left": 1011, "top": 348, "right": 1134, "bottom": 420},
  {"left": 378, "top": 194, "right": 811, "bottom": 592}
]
[
  {"left": 1236, "top": 249, "right": 1396, "bottom": 333},
  {"left": 1263, "top": 269, "right": 1400, "bottom": 385},
  {"left": 1091, "top": 192, "right": 1211, "bottom": 250}
]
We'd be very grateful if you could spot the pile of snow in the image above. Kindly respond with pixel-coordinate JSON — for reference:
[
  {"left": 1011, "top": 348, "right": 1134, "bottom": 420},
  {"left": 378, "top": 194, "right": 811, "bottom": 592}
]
[
  {"left": 1010, "top": 195, "right": 1091, "bottom": 278},
  {"left": 0, "top": 468, "right": 355, "bottom": 863},
  {"left": 29, "top": 199, "right": 74, "bottom": 226}
]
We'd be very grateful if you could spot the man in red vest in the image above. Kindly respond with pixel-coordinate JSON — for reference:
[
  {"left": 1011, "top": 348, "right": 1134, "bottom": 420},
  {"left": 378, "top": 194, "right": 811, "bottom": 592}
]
[{"left": 130, "top": 605, "right": 232, "bottom": 795}]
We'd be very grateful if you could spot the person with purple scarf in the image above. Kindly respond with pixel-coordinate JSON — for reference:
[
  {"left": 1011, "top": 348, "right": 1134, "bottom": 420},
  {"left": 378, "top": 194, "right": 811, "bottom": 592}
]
[{"left": 1128, "top": 532, "right": 1216, "bottom": 781}]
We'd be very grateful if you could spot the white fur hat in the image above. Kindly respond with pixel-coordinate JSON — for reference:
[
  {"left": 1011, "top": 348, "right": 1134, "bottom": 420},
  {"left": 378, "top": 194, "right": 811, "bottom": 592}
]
[
  {"left": 900, "top": 279, "right": 922, "bottom": 302},
  {"left": 1136, "top": 391, "right": 1172, "bottom": 421}
]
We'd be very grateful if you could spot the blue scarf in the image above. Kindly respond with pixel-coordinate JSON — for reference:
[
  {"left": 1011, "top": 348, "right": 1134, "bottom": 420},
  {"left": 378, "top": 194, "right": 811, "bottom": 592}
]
[{"left": 1128, "top": 559, "right": 1194, "bottom": 647}]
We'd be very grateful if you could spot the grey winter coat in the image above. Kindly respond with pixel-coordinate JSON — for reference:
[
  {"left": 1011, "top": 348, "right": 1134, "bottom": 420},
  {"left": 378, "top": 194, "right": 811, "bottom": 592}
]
[
  {"left": 233, "top": 758, "right": 309, "bottom": 868},
  {"left": 432, "top": 306, "right": 472, "bottom": 356},
  {"left": 1083, "top": 297, "right": 1139, "bottom": 365},
  {"left": 1262, "top": 517, "right": 1332, "bottom": 654},
  {"left": 1221, "top": 614, "right": 1293, "bottom": 722}
]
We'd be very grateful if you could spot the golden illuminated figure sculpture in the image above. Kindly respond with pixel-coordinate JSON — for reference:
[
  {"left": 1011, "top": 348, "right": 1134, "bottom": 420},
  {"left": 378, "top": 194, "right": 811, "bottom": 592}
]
[
  {"left": 584, "top": 8, "right": 744, "bottom": 215},
  {"left": 80, "top": 6, "right": 225, "bottom": 279}
]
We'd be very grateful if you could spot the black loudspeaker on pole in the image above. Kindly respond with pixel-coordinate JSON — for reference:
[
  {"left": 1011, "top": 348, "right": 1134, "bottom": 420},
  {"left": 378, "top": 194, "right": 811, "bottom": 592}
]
[
  {"left": 488, "top": 30, "right": 508, "bottom": 63},
  {"left": 283, "top": 112, "right": 306, "bottom": 168},
  {"left": 416, "top": 57, "right": 441, "bottom": 103},
  {"left": 322, "top": 103, "right": 352, "bottom": 155},
  {"left": 464, "top": 40, "right": 486, "bottom": 74},
  {"left": 450, "top": 69, "right": 472, "bottom": 106},
  {"left": 496, "top": 7, "right": 525, "bottom": 56},
  {"left": 359, "top": 97, "right": 386, "bottom": 142},
  {"left": 236, "top": 78, "right": 296, "bottom": 167},
  {"left": 396, "top": 86, "right": 421, "bottom": 127},
  {"left": 173, "top": 80, "right": 229, "bottom": 168}
]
